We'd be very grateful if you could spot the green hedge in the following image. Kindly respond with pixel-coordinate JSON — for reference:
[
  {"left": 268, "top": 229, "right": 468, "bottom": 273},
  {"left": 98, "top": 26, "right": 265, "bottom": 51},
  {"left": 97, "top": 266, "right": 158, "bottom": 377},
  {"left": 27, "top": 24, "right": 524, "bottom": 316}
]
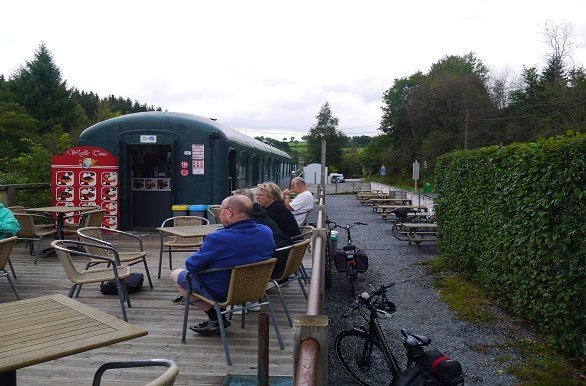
[{"left": 434, "top": 133, "right": 585, "bottom": 357}]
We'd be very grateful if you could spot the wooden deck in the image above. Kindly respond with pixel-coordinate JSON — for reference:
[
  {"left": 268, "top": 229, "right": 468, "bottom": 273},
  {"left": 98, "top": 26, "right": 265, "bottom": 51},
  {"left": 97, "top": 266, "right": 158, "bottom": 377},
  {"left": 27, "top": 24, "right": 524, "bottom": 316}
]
[{"left": 1, "top": 232, "right": 310, "bottom": 385}]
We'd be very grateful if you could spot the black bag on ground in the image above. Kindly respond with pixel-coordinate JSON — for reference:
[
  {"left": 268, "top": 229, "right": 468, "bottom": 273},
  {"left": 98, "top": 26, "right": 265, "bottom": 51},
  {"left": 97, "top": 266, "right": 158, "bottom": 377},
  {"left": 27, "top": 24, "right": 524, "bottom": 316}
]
[
  {"left": 100, "top": 273, "right": 144, "bottom": 295},
  {"left": 395, "top": 367, "right": 440, "bottom": 386},
  {"left": 333, "top": 248, "right": 368, "bottom": 273}
]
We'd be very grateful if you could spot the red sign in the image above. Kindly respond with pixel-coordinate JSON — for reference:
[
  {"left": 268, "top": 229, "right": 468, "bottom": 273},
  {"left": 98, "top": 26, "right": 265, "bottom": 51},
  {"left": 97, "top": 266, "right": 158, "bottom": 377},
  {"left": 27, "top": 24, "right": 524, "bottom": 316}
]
[
  {"left": 52, "top": 146, "right": 119, "bottom": 229},
  {"left": 180, "top": 169, "right": 189, "bottom": 176},
  {"left": 180, "top": 161, "right": 188, "bottom": 169}
]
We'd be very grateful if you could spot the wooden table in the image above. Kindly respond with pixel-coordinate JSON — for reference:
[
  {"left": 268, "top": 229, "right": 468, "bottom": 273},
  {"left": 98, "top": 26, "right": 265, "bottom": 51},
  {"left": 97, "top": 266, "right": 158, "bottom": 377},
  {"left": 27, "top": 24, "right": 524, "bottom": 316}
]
[
  {"left": 377, "top": 205, "right": 428, "bottom": 220},
  {"left": 0, "top": 294, "right": 147, "bottom": 385},
  {"left": 401, "top": 223, "right": 438, "bottom": 251},
  {"left": 25, "top": 206, "right": 99, "bottom": 239},
  {"left": 156, "top": 224, "right": 220, "bottom": 278}
]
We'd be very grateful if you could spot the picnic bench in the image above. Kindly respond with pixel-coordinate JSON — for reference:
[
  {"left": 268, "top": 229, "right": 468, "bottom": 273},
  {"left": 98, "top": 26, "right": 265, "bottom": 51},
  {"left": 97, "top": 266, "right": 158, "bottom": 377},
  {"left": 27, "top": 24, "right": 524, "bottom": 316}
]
[
  {"left": 401, "top": 223, "right": 438, "bottom": 251},
  {"left": 376, "top": 205, "right": 428, "bottom": 220}
]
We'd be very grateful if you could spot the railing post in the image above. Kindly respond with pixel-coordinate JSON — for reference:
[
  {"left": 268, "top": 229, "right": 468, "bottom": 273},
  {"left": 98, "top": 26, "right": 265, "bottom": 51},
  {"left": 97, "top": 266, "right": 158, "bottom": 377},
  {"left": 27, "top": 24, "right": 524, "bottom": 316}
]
[{"left": 293, "top": 315, "right": 328, "bottom": 385}]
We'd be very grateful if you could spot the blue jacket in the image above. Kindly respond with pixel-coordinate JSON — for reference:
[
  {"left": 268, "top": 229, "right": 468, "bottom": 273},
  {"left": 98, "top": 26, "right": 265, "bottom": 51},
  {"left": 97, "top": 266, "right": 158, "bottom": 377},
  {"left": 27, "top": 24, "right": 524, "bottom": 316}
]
[
  {"left": 0, "top": 203, "right": 20, "bottom": 239},
  {"left": 185, "top": 219, "right": 275, "bottom": 300}
]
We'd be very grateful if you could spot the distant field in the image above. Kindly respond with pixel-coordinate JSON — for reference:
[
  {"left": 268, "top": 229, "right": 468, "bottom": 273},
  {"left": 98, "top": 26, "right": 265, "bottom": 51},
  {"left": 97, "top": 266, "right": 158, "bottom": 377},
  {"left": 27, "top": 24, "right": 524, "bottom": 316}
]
[{"left": 288, "top": 141, "right": 307, "bottom": 152}]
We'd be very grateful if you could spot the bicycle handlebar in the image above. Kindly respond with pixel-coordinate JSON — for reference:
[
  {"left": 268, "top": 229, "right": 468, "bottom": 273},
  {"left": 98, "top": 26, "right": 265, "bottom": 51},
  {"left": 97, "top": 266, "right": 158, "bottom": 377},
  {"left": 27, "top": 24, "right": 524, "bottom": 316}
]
[
  {"left": 327, "top": 220, "right": 368, "bottom": 229},
  {"left": 341, "top": 282, "right": 395, "bottom": 317}
]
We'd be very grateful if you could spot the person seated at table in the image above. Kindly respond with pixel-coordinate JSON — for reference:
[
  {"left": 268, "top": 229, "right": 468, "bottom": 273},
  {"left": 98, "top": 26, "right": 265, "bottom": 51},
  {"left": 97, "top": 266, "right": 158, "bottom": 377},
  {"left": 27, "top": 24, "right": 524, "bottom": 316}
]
[
  {"left": 170, "top": 195, "right": 275, "bottom": 336},
  {"left": 282, "top": 177, "right": 315, "bottom": 226},
  {"left": 233, "top": 189, "right": 294, "bottom": 279},
  {"left": 0, "top": 202, "right": 20, "bottom": 239},
  {"left": 256, "top": 182, "right": 301, "bottom": 239}
]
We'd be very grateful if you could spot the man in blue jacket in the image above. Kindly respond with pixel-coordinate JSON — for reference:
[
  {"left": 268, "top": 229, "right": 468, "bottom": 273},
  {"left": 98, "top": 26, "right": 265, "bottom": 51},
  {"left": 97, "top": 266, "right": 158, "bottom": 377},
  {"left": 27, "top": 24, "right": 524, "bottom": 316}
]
[{"left": 170, "top": 195, "right": 275, "bottom": 335}]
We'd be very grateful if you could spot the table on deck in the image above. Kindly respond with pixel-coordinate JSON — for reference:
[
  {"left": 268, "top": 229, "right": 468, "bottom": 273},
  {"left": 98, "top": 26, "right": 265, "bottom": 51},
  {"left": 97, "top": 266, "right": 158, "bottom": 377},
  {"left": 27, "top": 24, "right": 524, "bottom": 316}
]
[
  {"left": 24, "top": 206, "right": 99, "bottom": 240},
  {"left": 0, "top": 294, "right": 147, "bottom": 385},
  {"left": 156, "top": 224, "right": 220, "bottom": 278}
]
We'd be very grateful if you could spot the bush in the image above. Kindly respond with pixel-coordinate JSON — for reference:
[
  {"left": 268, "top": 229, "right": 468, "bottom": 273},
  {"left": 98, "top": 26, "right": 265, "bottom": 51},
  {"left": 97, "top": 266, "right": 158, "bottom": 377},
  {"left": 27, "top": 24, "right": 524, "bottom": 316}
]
[{"left": 434, "top": 133, "right": 585, "bottom": 357}]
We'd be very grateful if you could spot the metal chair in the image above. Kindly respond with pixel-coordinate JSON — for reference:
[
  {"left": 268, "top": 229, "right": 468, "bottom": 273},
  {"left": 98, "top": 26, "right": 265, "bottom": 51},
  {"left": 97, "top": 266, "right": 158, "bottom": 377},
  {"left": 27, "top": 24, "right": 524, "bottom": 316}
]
[
  {"left": 206, "top": 205, "right": 221, "bottom": 224},
  {"left": 267, "top": 239, "right": 310, "bottom": 326},
  {"left": 77, "top": 226, "right": 153, "bottom": 289},
  {"left": 0, "top": 236, "right": 21, "bottom": 300},
  {"left": 14, "top": 213, "right": 57, "bottom": 264},
  {"left": 51, "top": 239, "right": 133, "bottom": 321},
  {"left": 158, "top": 216, "right": 209, "bottom": 279},
  {"left": 181, "top": 258, "right": 284, "bottom": 365},
  {"left": 92, "top": 359, "right": 179, "bottom": 386}
]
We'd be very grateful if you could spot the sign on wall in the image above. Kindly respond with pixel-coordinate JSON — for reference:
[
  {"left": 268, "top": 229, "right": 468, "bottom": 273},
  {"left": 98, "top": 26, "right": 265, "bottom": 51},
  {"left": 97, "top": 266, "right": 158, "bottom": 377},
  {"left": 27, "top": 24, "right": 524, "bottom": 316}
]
[
  {"left": 52, "top": 146, "right": 119, "bottom": 229},
  {"left": 192, "top": 144, "right": 205, "bottom": 174}
]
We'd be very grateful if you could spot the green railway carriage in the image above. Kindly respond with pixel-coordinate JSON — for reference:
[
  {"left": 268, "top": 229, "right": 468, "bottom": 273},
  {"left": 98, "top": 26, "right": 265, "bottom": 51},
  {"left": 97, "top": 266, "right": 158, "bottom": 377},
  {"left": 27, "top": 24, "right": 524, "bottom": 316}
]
[{"left": 78, "top": 111, "right": 293, "bottom": 229}]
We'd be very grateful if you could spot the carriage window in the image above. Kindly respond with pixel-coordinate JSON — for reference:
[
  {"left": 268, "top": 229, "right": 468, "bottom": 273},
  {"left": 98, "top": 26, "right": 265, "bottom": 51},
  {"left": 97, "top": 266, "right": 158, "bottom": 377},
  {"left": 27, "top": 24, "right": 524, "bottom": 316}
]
[{"left": 239, "top": 153, "right": 249, "bottom": 186}]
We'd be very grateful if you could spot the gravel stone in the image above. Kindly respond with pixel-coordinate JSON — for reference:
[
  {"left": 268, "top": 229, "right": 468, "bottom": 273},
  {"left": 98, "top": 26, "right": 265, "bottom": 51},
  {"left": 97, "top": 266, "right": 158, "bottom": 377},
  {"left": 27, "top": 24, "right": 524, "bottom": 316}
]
[{"left": 323, "top": 195, "right": 527, "bottom": 385}]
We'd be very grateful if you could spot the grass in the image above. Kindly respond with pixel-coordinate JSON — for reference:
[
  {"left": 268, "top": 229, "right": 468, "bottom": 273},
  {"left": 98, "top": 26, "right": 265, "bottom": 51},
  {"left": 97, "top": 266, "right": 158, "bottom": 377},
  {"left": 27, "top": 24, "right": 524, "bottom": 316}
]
[{"left": 429, "top": 256, "right": 585, "bottom": 385}]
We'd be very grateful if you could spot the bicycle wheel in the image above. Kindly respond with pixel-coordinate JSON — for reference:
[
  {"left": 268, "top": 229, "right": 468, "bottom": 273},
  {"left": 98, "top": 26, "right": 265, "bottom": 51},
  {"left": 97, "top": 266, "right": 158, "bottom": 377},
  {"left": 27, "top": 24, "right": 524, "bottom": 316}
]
[
  {"left": 335, "top": 330, "right": 396, "bottom": 386},
  {"left": 391, "top": 223, "right": 409, "bottom": 241},
  {"left": 347, "top": 264, "right": 356, "bottom": 299}
]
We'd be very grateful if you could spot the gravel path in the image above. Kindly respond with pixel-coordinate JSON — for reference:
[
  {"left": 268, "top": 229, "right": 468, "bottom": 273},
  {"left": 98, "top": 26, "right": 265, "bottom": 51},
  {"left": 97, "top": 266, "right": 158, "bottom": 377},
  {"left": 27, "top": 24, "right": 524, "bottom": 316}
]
[{"left": 323, "top": 195, "right": 525, "bottom": 385}]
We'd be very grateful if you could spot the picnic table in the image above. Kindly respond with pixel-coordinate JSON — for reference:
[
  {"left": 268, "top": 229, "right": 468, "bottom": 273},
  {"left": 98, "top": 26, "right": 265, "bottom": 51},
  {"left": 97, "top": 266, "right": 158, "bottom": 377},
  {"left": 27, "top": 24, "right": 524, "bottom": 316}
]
[
  {"left": 401, "top": 222, "right": 438, "bottom": 251},
  {"left": 369, "top": 198, "right": 413, "bottom": 211},
  {"left": 376, "top": 205, "right": 429, "bottom": 220},
  {"left": 0, "top": 294, "right": 147, "bottom": 386}
]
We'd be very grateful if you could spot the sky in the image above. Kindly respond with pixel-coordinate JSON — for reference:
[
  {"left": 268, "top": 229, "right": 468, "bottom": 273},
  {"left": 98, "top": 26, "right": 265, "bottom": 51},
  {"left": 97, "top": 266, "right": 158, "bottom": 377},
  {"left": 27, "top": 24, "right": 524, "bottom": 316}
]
[{"left": 2, "top": 1, "right": 585, "bottom": 141}]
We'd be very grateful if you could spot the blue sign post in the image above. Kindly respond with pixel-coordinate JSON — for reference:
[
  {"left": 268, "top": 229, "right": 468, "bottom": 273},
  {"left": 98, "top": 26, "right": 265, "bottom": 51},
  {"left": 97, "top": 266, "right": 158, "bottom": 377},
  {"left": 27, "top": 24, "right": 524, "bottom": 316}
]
[{"left": 380, "top": 165, "right": 386, "bottom": 184}]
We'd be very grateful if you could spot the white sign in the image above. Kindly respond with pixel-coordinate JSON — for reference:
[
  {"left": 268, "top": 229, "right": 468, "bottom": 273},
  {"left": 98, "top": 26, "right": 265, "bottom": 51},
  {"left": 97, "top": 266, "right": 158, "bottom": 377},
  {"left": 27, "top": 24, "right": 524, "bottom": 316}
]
[
  {"left": 412, "top": 160, "right": 420, "bottom": 181},
  {"left": 140, "top": 135, "right": 157, "bottom": 143},
  {"left": 191, "top": 144, "right": 205, "bottom": 175}
]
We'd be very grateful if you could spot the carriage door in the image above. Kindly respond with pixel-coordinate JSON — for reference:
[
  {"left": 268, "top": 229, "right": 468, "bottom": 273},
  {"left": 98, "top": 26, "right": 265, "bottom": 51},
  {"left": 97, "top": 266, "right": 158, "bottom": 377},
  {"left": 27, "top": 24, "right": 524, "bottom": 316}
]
[
  {"left": 228, "top": 149, "right": 238, "bottom": 192},
  {"left": 129, "top": 144, "right": 172, "bottom": 228}
]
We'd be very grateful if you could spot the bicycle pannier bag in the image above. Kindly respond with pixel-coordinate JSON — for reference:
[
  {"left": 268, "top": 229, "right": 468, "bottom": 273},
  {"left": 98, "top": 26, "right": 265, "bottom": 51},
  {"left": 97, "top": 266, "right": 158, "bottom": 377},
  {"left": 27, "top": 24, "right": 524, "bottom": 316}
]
[
  {"left": 421, "top": 350, "right": 464, "bottom": 386},
  {"left": 395, "top": 367, "right": 440, "bottom": 386},
  {"left": 334, "top": 249, "right": 368, "bottom": 273},
  {"left": 100, "top": 273, "right": 144, "bottom": 295}
]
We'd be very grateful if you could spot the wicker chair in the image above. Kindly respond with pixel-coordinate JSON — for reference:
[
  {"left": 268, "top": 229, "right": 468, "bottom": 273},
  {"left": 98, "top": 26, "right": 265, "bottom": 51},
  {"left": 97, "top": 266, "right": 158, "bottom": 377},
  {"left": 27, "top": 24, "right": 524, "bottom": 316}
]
[
  {"left": 158, "top": 216, "right": 209, "bottom": 279},
  {"left": 296, "top": 225, "right": 315, "bottom": 283},
  {"left": 77, "top": 227, "right": 153, "bottom": 289},
  {"left": 92, "top": 359, "right": 179, "bottom": 386},
  {"left": 206, "top": 205, "right": 221, "bottom": 224},
  {"left": 0, "top": 236, "right": 21, "bottom": 300},
  {"left": 181, "top": 258, "right": 284, "bottom": 365},
  {"left": 14, "top": 213, "right": 57, "bottom": 264},
  {"left": 267, "top": 239, "right": 310, "bottom": 326},
  {"left": 51, "top": 239, "right": 133, "bottom": 321},
  {"left": 62, "top": 209, "right": 106, "bottom": 237}
]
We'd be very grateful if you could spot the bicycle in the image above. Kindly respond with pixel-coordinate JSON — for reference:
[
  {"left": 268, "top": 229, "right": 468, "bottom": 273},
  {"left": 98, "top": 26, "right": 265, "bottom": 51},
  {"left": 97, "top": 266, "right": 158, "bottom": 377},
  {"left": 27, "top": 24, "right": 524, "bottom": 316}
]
[
  {"left": 391, "top": 207, "right": 435, "bottom": 242},
  {"left": 335, "top": 283, "right": 464, "bottom": 386},
  {"left": 327, "top": 220, "right": 367, "bottom": 299}
]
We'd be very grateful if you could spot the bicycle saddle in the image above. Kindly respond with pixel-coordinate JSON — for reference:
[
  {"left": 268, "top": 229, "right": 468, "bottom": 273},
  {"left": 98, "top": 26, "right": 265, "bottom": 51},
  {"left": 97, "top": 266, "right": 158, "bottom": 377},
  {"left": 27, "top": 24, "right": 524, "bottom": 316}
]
[
  {"left": 402, "top": 329, "right": 432, "bottom": 348},
  {"left": 342, "top": 244, "right": 357, "bottom": 251}
]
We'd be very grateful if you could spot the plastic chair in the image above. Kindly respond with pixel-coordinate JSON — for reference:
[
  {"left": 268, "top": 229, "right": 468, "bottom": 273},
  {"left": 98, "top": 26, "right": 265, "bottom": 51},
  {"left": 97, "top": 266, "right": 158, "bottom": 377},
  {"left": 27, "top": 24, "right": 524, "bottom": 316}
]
[
  {"left": 92, "top": 359, "right": 179, "bottom": 386},
  {"left": 267, "top": 239, "right": 310, "bottom": 326},
  {"left": 77, "top": 226, "right": 153, "bottom": 289},
  {"left": 13, "top": 212, "right": 57, "bottom": 264},
  {"left": 158, "top": 216, "right": 209, "bottom": 279},
  {"left": 51, "top": 239, "right": 133, "bottom": 321},
  {"left": 0, "top": 236, "right": 21, "bottom": 300},
  {"left": 181, "top": 258, "right": 284, "bottom": 365}
]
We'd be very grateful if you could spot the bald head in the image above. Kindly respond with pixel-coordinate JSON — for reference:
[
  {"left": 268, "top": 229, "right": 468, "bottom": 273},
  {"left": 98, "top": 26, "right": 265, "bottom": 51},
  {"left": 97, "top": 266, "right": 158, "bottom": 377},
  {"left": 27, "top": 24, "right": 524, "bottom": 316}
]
[{"left": 219, "top": 195, "right": 253, "bottom": 226}]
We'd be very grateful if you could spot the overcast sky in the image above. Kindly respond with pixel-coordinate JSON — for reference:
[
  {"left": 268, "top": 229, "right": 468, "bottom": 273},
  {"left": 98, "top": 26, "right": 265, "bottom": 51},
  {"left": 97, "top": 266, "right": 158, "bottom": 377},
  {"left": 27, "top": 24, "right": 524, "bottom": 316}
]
[{"left": 2, "top": 1, "right": 585, "bottom": 140}]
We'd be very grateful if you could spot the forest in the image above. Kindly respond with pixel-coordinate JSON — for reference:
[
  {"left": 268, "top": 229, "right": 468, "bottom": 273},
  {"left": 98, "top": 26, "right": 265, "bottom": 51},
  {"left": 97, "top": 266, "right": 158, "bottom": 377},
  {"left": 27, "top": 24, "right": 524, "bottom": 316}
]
[{"left": 1, "top": 21, "right": 584, "bottom": 186}]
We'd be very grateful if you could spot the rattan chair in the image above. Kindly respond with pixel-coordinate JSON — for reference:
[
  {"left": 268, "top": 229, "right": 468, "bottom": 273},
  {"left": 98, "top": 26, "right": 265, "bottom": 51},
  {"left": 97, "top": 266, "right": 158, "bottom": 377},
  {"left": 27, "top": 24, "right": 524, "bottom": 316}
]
[
  {"left": 206, "top": 205, "right": 221, "bottom": 224},
  {"left": 181, "top": 258, "right": 284, "bottom": 365},
  {"left": 62, "top": 209, "right": 106, "bottom": 237},
  {"left": 77, "top": 226, "right": 153, "bottom": 289},
  {"left": 267, "top": 239, "right": 310, "bottom": 326},
  {"left": 0, "top": 236, "right": 21, "bottom": 300},
  {"left": 92, "top": 359, "right": 179, "bottom": 386},
  {"left": 296, "top": 225, "right": 315, "bottom": 283},
  {"left": 158, "top": 216, "right": 209, "bottom": 278},
  {"left": 14, "top": 212, "right": 57, "bottom": 264},
  {"left": 51, "top": 239, "right": 133, "bottom": 321}
]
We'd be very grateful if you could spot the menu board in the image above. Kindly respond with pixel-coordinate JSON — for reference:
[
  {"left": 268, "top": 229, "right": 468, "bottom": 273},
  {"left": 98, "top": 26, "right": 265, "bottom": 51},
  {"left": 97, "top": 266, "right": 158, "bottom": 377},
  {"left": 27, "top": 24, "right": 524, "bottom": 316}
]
[{"left": 52, "top": 146, "right": 119, "bottom": 229}]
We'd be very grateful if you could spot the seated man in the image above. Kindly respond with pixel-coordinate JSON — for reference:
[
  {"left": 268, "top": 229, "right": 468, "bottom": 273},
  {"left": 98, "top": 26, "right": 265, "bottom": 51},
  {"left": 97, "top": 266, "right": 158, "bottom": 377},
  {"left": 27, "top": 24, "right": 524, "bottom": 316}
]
[
  {"left": 170, "top": 195, "right": 275, "bottom": 335},
  {"left": 283, "top": 177, "right": 314, "bottom": 226}
]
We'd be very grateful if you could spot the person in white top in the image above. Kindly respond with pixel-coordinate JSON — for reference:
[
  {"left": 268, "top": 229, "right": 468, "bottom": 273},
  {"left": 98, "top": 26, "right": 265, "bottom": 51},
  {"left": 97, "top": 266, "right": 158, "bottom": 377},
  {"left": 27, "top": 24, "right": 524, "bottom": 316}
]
[{"left": 283, "top": 177, "right": 314, "bottom": 225}]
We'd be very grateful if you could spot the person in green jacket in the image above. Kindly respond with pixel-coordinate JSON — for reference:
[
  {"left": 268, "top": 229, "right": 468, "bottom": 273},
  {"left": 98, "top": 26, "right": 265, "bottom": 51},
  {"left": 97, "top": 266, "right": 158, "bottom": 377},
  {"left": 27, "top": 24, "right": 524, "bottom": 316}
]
[{"left": 0, "top": 203, "right": 20, "bottom": 239}]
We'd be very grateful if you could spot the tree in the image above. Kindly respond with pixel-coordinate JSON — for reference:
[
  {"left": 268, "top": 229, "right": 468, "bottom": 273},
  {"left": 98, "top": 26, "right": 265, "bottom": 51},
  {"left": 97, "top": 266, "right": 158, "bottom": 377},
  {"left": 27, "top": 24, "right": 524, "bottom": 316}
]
[
  {"left": 304, "top": 102, "right": 345, "bottom": 167},
  {"left": 8, "top": 43, "right": 82, "bottom": 134}
]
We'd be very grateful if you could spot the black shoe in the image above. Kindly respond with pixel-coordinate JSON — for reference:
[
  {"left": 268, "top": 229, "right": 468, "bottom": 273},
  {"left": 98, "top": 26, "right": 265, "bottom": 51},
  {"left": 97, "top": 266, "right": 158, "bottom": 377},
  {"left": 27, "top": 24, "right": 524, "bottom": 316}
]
[
  {"left": 172, "top": 294, "right": 183, "bottom": 303},
  {"left": 189, "top": 319, "right": 231, "bottom": 336}
]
